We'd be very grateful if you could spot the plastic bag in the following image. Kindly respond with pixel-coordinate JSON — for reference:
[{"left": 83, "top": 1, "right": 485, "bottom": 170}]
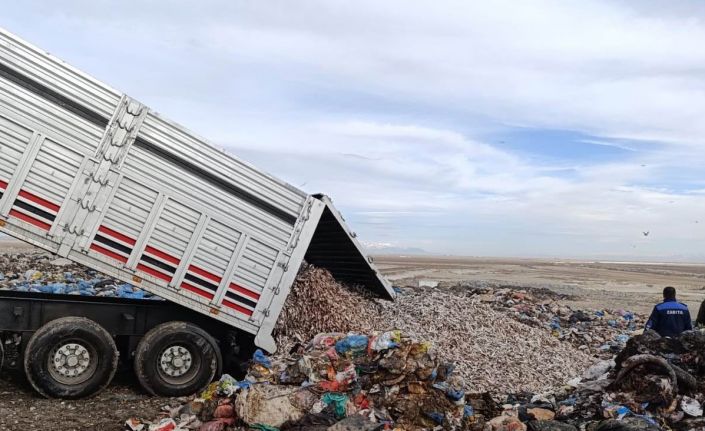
[
  {"left": 310, "top": 333, "right": 346, "bottom": 350},
  {"left": 370, "top": 330, "right": 401, "bottom": 351},
  {"left": 321, "top": 393, "right": 348, "bottom": 419},
  {"left": 682, "top": 396, "right": 703, "bottom": 417},
  {"left": 335, "top": 363, "right": 357, "bottom": 384},
  {"left": 253, "top": 349, "right": 272, "bottom": 368},
  {"left": 217, "top": 374, "right": 250, "bottom": 396},
  {"left": 335, "top": 335, "right": 369, "bottom": 357}
]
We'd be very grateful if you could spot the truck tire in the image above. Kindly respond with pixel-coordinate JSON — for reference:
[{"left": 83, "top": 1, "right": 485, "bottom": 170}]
[
  {"left": 134, "top": 321, "right": 221, "bottom": 396},
  {"left": 23, "top": 317, "right": 119, "bottom": 399}
]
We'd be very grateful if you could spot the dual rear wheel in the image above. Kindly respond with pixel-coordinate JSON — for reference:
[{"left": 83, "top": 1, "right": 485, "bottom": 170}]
[
  {"left": 133, "top": 321, "right": 222, "bottom": 396},
  {"left": 23, "top": 318, "right": 221, "bottom": 398}
]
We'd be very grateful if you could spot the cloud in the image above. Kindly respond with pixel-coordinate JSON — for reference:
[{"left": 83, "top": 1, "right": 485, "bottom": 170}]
[
  {"left": 3, "top": 0, "right": 705, "bottom": 259},
  {"left": 581, "top": 140, "right": 638, "bottom": 152}
]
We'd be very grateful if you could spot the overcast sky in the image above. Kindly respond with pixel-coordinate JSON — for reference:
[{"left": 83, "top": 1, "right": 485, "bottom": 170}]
[{"left": 4, "top": 1, "right": 705, "bottom": 260}]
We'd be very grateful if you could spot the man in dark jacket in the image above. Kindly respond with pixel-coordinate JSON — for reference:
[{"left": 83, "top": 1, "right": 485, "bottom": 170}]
[
  {"left": 696, "top": 298, "right": 705, "bottom": 327},
  {"left": 645, "top": 286, "right": 692, "bottom": 337}
]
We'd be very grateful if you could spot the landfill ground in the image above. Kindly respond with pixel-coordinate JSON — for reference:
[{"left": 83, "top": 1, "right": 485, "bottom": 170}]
[
  {"left": 0, "top": 371, "right": 179, "bottom": 431},
  {"left": 375, "top": 255, "right": 705, "bottom": 314},
  {"left": 1, "top": 238, "right": 705, "bottom": 430}
]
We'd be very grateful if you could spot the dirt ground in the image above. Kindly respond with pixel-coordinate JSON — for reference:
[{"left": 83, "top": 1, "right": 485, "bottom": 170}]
[
  {"left": 0, "top": 371, "right": 176, "bottom": 431},
  {"left": 375, "top": 255, "right": 705, "bottom": 315},
  {"left": 1, "top": 238, "right": 704, "bottom": 430}
]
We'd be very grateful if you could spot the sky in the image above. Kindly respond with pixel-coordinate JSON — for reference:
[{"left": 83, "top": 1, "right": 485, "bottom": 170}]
[{"left": 3, "top": 1, "right": 705, "bottom": 260}]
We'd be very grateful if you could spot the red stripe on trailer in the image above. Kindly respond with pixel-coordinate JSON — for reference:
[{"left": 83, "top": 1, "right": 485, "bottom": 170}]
[
  {"left": 9, "top": 209, "right": 51, "bottom": 231},
  {"left": 136, "top": 263, "right": 172, "bottom": 282},
  {"left": 181, "top": 282, "right": 214, "bottom": 300},
  {"left": 144, "top": 245, "right": 180, "bottom": 266},
  {"left": 223, "top": 299, "right": 254, "bottom": 316},
  {"left": 0, "top": 179, "right": 7, "bottom": 190},
  {"left": 98, "top": 225, "right": 136, "bottom": 246},
  {"left": 188, "top": 265, "right": 222, "bottom": 284},
  {"left": 90, "top": 243, "right": 129, "bottom": 263},
  {"left": 229, "top": 282, "right": 260, "bottom": 300},
  {"left": 17, "top": 190, "right": 60, "bottom": 213}
]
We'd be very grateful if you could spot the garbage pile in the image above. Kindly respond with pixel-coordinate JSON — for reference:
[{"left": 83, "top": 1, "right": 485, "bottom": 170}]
[
  {"left": 126, "top": 331, "right": 486, "bottom": 431},
  {"left": 455, "top": 284, "right": 645, "bottom": 358},
  {"left": 498, "top": 328, "right": 705, "bottom": 431},
  {"left": 128, "top": 328, "right": 705, "bottom": 431},
  {"left": 0, "top": 251, "right": 161, "bottom": 300},
  {"left": 276, "top": 266, "right": 593, "bottom": 395}
]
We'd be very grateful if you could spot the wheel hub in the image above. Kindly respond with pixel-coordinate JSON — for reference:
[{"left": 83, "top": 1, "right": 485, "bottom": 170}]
[
  {"left": 159, "top": 345, "right": 192, "bottom": 377},
  {"left": 52, "top": 343, "right": 91, "bottom": 378}
]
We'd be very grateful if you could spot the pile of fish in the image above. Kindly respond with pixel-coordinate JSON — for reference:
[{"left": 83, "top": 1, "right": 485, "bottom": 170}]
[
  {"left": 275, "top": 266, "right": 594, "bottom": 394},
  {"left": 0, "top": 251, "right": 161, "bottom": 300},
  {"left": 273, "top": 264, "right": 382, "bottom": 353},
  {"left": 451, "top": 283, "right": 645, "bottom": 358}
]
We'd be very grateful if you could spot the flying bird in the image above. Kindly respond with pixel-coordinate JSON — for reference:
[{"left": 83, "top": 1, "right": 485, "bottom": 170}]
[{"left": 643, "top": 231, "right": 650, "bottom": 237}]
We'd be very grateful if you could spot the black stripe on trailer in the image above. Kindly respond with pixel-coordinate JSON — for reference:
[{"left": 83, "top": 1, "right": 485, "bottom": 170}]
[
  {"left": 0, "top": 62, "right": 109, "bottom": 128},
  {"left": 139, "top": 254, "right": 176, "bottom": 274},
  {"left": 224, "top": 291, "right": 257, "bottom": 309},
  {"left": 93, "top": 234, "right": 132, "bottom": 255},
  {"left": 184, "top": 273, "right": 218, "bottom": 293},
  {"left": 13, "top": 199, "right": 56, "bottom": 222}
]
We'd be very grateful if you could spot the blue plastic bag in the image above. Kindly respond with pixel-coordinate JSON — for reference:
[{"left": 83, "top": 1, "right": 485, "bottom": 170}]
[
  {"left": 53, "top": 283, "right": 69, "bottom": 294},
  {"left": 37, "top": 284, "right": 54, "bottom": 293},
  {"left": 433, "top": 382, "right": 465, "bottom": 401},
  {"left": 614, "top": 334, "right": 630, "bottom": 344},
  {"left": 124, "top": 290, "right": 145, "bottom": 299},
  {"left": 253, "top": 349, "right": 272, "bottom": 368},
  {"left": 335, "top": 335, "right": 369, "bottom": 357},
  {"left": 447, "top": 388, "right": 465, "bottom": 401}
]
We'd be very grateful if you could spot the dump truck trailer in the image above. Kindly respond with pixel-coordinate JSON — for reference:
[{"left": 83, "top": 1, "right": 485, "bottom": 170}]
[{"left": 0, "top": 28, "right": 393, "bottom": 398}]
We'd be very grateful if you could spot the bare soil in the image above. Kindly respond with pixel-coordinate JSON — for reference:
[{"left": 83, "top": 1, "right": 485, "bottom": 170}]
[
  {"left": 375, "top": 255, "right": 705, "bottom": 314},
  {"left": 0, "top": 370, "right": 176, "bottom": 431}
]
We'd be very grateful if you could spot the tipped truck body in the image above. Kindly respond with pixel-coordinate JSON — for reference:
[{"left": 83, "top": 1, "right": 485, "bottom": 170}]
[{"left": 0, "top": 28, "right": 393, "bottom": 354}]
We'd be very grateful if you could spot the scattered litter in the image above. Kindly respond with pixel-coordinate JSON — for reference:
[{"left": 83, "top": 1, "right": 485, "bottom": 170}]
[
  {"left": 681, "top": 396, "right": 703, "bottom": 417},
  {"left": 0, "top": 250, "right": 162, "bottom": 300},
  {"left": 128, "top": 331, "right": 479, "bottom": 430}
]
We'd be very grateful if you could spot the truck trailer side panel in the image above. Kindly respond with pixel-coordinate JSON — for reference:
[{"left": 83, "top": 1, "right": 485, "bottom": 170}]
[{"left": 0, "top": 28, "right": 393, "bottom": 353}]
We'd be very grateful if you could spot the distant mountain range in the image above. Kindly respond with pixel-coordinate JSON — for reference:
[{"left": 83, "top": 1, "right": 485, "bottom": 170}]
[{"left": 362, "top": 242, "right": 429, "bottom": 255}]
